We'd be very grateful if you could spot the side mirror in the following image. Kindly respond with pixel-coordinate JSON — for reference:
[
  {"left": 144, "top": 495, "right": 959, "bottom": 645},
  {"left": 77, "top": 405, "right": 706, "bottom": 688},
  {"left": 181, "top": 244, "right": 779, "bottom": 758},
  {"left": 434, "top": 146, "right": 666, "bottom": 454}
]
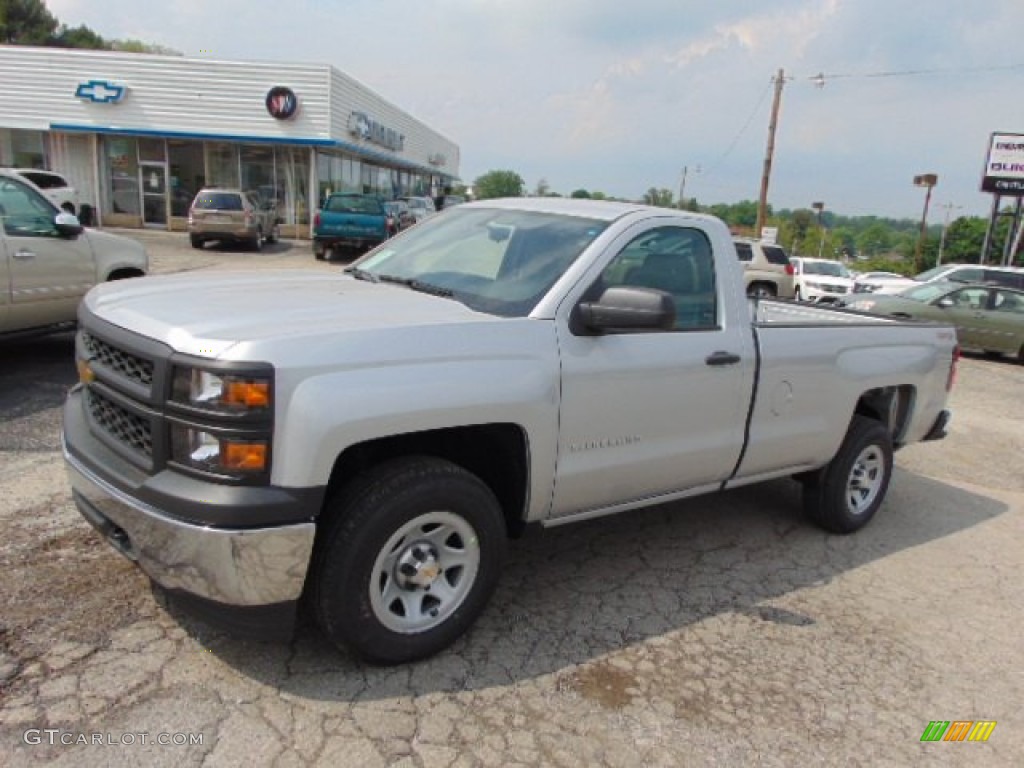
[
  {"left": 55, "top": 211, "right": 84, "bottom": 237},
  {"left": 935, "top": 297, "right": 955, "bottom": 308},
  {"left": 575, "top": 286, "right": 676, "bottom": 334}
]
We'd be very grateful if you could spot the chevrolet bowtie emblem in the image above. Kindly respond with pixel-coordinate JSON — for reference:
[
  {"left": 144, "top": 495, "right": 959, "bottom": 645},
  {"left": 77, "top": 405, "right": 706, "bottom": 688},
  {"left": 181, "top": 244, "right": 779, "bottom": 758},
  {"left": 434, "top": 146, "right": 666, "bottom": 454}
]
[{"left": 75, "top": 80, "right": 126, "bottom": 104}]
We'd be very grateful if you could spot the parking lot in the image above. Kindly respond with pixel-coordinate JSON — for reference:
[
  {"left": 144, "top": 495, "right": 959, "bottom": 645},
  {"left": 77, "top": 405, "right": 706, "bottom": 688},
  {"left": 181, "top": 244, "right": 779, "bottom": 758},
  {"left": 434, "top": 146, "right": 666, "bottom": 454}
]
[{"left": 1, "top": 229, "right": 1022, "bottom": 767}]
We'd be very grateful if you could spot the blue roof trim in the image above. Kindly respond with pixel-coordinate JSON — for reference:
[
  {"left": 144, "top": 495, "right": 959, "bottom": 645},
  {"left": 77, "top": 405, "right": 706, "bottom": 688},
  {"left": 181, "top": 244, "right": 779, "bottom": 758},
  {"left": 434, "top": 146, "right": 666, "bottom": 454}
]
[{"left": 48, "top": 123, "right": 458, "bottom": 180}]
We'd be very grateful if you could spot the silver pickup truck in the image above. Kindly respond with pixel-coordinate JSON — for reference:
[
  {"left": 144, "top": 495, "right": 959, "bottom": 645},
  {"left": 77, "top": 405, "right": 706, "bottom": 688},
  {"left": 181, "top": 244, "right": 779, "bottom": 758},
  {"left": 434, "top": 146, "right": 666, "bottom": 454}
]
[{"left": 62, "top": 199, "right": 956, "bottom": 663}]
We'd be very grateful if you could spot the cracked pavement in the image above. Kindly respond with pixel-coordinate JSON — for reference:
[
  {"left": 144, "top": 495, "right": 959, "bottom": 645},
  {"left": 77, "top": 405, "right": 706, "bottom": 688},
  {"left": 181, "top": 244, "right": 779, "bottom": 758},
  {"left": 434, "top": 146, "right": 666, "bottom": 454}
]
[{"left": 1, "top": 230, "right": 1022, "bottom": 766}]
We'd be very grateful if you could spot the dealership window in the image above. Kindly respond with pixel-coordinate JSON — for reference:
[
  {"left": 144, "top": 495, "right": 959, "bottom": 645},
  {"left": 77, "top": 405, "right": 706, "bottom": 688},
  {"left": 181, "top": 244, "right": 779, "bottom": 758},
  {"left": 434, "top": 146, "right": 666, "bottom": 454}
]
[
  {"left": 276, "top": 147, "right": 309, "bottom": 226},
  {"left": 242, "top": 145, "right": 276, "bottom": 202},
  {"left": 342, "top": 157, "right": 360, "bottom": 193},
  {"left": 138, "top": 138, "right": 166, "bottom": 163},
  {"left": 104, "top": 136, "right": 140, "bottom": 215},
  {"left": 10, "top": 129, "right": 46, "bottom": 168},
  {"left": 168, "top": 141, "right": 204, "bottom": 217},
  {"left": 207, "top": 143, "right": 239, "bottom": 188}
]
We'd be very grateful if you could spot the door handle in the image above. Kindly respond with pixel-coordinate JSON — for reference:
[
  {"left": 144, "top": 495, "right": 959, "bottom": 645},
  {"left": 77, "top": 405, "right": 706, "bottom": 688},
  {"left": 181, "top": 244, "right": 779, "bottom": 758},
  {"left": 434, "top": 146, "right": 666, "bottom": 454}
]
[
  {"left": 705, "top": 351, "right": 741, "bottom": 366},
  {"left": 13, "top": 249, "right": 36, "bottom": 260}
]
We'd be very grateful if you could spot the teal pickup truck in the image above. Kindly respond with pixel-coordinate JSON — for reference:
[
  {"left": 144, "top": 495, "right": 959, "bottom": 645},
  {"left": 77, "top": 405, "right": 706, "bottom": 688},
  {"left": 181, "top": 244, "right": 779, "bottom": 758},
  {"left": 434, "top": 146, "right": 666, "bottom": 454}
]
[{"left": 313, "top": 194, "right": 389, "bottom": 260}]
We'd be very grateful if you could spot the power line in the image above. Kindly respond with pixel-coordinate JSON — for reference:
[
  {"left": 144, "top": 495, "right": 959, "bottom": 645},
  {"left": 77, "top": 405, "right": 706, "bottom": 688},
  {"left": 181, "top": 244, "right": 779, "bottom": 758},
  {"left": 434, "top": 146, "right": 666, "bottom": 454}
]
[
  {"left": 808, "top": 62, "right": 1024, "bottom": 86},
  {"left": 700, "top": 78, "right": 773, "bottom": 178}
]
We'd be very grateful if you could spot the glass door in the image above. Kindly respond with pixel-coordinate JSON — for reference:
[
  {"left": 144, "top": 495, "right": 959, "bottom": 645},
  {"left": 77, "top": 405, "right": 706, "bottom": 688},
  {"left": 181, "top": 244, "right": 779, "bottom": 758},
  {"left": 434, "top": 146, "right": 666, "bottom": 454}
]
[{"left": 139, "top": 162, "right": 168, "bottom": 227}]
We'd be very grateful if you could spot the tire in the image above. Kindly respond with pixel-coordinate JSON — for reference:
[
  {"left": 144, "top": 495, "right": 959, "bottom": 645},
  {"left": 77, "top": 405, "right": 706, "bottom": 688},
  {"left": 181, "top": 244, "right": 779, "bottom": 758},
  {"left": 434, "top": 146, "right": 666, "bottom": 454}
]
[
  {"left": 794, "top": 288, "right": 802, "bottom": 302},
  {"left": 1018, "top": 343, "right": 1024, "bottom": 365},
  {"left": 312, "top": 456, "right": 507, "bottom": 663},
  {"left": 748, "top": 283, "right": 777, "bottom": 299},
  {"left": 803, "top": 415, "right": 893, "bottom": 534},
  {"left": 190, "top": 235, "right": 203, "bottom": 250},
  {"left": 250, "top": 229, "right": 263, "bottom": 252},
  {"left": 266, "top": 223, "right": 279, "bottom": 244}
]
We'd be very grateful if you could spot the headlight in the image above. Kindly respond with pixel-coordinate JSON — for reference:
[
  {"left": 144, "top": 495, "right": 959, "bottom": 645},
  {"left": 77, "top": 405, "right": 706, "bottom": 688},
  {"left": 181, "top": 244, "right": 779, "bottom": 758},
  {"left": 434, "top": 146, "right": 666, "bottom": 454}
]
[
  {"left": 172, "top": 367, "right": 272, "bottom": 413},
  {"left": 171, "top": 427, "right": 269, "bottom": 475}
]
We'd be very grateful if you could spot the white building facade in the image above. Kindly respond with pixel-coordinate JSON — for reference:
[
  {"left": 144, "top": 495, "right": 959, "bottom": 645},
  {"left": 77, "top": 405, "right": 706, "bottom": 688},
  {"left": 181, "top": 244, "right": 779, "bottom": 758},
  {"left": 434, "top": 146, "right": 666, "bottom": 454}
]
[{"left": 0, "top": 45, "right": 460, "bottom": 236}]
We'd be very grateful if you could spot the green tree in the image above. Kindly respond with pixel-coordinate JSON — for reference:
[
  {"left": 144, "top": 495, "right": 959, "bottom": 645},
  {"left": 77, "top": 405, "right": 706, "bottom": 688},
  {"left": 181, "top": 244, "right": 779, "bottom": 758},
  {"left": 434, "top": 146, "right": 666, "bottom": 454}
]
[
  {"left": 110, "top": 38, "right": 181, "bottom": 55},
  {"left": 56, "top": 24, "right": 106, "bottom": 49},
  {"left": 473, "top": 170, "right": 524, "bottom": 199},
  {"left": 855, "top": 223, "right": 893, "bottom": 258},
  {"left": 570, "top": 189, "right": 590, "bottom": 199},
  {"left": 1, "top": 0, "right": 58, "bottom": 44},
  {"left": 643, "top": 188, "right": 674, "bottom": 208}
]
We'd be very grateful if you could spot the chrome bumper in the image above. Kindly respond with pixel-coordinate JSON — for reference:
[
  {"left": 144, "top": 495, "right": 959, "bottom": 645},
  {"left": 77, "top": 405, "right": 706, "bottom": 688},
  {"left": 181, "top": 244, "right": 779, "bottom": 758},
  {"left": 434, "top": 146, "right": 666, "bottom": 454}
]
[{"left": 64, "top": 441, "right": 315, "bottom": 607}]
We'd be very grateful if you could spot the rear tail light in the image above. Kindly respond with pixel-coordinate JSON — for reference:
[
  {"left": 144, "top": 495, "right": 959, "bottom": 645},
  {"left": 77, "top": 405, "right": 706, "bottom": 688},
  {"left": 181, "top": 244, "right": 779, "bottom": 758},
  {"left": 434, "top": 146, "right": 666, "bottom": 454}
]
[
  {"left": 947, "top": 345, "right": 960, "bottom": 391},
  {"left": 314, "top": 212, "right": 321, "bottom": 229},
  {"left": 785, "top": 263, "right": 795, "bottom": 275}
]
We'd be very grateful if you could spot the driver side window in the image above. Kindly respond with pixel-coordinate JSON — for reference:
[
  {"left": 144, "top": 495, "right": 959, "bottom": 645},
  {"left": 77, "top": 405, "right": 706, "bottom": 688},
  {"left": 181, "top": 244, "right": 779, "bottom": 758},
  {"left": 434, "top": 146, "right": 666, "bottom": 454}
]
[
  {"left": 0, "top": 178, "right": 61, "bottom": 238},
  {"left": 598, "top": 226, "right": 718, "bottom": 330}
]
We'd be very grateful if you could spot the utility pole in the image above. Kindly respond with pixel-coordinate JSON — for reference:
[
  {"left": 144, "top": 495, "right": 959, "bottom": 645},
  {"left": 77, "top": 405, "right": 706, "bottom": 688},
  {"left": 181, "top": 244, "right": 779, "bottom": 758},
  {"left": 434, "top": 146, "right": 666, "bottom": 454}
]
[
  {"left": 913, "top": 174, "right": 938, "bottom": 272},
  {"left": 756, "top": 68, "right": 785, "bottom": 239},
  {"left": 678, "top": 166, "right": 688, "bottom": 209}
]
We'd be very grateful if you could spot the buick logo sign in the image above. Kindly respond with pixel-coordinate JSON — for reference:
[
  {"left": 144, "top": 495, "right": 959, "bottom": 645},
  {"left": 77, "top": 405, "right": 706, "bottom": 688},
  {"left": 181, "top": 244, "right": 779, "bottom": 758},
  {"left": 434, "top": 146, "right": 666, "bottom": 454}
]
[{"left": 265, "top": 86, "right": 298, "bottom": 120}]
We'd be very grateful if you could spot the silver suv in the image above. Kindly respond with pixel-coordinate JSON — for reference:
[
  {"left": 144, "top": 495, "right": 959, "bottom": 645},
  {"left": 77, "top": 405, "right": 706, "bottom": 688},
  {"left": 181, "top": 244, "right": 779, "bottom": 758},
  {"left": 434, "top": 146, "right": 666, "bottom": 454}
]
[{"left": 733, "top": 237, "right": 796, "bottom": 298}]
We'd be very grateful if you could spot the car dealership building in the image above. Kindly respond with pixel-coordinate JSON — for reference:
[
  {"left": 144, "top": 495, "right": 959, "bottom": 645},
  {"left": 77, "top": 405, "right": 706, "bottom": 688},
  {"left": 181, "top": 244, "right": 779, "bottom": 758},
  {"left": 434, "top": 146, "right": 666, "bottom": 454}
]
[{"left": 0, "top": 45, "right": 460, "bottom": 237}]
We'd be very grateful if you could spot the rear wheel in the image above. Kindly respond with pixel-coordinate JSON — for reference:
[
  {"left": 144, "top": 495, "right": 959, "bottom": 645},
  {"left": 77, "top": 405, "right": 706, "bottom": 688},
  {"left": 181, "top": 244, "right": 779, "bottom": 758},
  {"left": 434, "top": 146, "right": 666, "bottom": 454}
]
[
  {"left": 190, "top": 235, "right": 203, "bottom": 250},
  {"left": 266, "top": 223, "right": 280, "bottom": 244},
  {"left": 250, "top": 229, "right": 263, "bottom": 251},
  {"left": 748, "top": 283, "right": 777, "bottom": 299},
  {"left": 803, "top": 416, "right": 893, "bottom": 534},
  {"left": 313, "top": 457, "right": 506, "bottom": 664}
]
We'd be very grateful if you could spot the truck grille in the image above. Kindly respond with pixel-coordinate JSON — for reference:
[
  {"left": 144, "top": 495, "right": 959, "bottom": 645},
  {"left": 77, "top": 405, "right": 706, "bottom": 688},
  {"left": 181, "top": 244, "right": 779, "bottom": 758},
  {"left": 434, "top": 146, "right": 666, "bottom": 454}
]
[
  {"left": 85, "top": 388, "right": 153, "bottom": 458},
  {"left": 82, "top": 332, "right": 155, "bottom": 389}
]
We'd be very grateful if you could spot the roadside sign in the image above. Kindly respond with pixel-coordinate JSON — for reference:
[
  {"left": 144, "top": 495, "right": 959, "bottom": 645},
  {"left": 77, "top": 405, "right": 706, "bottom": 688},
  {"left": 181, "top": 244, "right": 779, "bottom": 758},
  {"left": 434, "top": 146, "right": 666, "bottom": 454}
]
[{"left": 981, "top": 132, "right": 1024, "bottom": 195}]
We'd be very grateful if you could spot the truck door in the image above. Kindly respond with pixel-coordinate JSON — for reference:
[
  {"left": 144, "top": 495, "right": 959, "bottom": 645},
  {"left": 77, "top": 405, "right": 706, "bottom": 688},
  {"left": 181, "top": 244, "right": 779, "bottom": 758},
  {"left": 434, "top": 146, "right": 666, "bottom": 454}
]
[
  {"left": 551, "top": 223, "right": 755, "bottom": 518},
  {"left": 0, "top": 176, "right": 95, "bottom": 332}
]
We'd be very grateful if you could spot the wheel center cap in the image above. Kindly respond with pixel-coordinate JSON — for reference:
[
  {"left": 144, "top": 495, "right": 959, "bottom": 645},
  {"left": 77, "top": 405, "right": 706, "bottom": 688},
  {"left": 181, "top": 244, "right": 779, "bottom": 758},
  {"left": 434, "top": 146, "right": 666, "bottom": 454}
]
[{"left": 396, "top": 542, "right": 441, "bottom": 589}]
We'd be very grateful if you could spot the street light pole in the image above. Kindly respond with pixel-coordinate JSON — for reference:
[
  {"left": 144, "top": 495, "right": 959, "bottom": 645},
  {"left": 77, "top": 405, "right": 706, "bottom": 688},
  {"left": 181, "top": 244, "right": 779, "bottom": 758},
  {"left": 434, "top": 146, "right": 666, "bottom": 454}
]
[
  {"left": 936, "top": 202, "right": 961, "bottom": 267},
  {"left": 913, "top": 174, "right": 938, "bottom": 272},
  {"left": 812, "top": 201, "right": 826, "bottom": 258}
]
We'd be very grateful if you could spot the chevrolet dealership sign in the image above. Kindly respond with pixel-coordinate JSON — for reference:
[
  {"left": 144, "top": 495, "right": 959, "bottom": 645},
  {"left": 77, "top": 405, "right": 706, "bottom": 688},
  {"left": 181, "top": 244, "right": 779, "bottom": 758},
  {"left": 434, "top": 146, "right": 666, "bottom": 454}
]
[{"left": 981, "top": 132, "right": 1024, "bottom": 194}]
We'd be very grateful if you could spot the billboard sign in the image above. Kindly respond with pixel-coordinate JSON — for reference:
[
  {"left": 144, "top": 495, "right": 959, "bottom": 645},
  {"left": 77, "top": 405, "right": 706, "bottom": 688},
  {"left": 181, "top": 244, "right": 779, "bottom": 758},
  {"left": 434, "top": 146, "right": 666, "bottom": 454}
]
[{"left": 981, "top": 132, "right": 1024, "bottom": 195}]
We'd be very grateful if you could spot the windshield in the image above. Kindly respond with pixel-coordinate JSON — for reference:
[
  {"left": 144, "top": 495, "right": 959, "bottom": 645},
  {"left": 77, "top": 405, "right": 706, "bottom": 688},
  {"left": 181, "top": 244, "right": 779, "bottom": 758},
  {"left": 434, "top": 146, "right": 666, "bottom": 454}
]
[
  {"left": 352, "top": 207, "right": 608, "bottom": 317},
  {"left": 803, "top": 260, "right": 850, "bottom": 277},
  {"left": 901, "top": 283, "right": 955, "bottom": 303}
]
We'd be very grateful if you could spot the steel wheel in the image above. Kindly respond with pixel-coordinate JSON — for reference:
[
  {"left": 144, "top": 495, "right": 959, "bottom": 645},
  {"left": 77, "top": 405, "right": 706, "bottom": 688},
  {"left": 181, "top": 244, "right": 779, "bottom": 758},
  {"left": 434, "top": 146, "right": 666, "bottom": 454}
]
[
  {"left": 369, "top": 510, "right": 480, "bottom": 634},
  {"left": 845, "top": 444, "right": 886, "bottom": 516}
]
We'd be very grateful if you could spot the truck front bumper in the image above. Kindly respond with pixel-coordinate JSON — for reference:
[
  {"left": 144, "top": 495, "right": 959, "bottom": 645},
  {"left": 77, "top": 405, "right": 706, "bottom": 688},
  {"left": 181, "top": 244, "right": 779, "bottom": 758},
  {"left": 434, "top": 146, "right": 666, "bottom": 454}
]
[{"left": 62, "top": 389, "right": 318, "bottom": 639}]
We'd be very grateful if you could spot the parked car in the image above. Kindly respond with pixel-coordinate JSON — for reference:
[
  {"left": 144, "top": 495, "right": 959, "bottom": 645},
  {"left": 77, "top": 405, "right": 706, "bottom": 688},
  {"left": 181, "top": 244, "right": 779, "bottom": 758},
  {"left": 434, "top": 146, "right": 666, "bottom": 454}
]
[
  {"left": 732, "top": 237, "right": 795, "bottom": 298},
  {"left": 852, "top": 263, "right": 1024, "bottom": 295},
  {"left": 313, "top": 193, "right": 389, "bottom": 259},
  {"left": 8, "top": 168, "right": 79, "bottom": 214},
  {"left": 382, "top": 200, "right": 415, "bottom": 236},
  {"left": 791, "top": 257, "right": 855, "bottom": 303},
  {"left": 846, "top": 281, "right": 1024, "bottom": 363},
  {"left": 0, "top": 169, "right": 147, "bottom": 339},
  {"left": 399, "top": 195, "right": 437, "bottom": 223},
  {"left": 63, "top": 198, "right": 956, "bottom": 663},
  {"left": 187, "top": 188, "right": 280, "bottom": 251}
]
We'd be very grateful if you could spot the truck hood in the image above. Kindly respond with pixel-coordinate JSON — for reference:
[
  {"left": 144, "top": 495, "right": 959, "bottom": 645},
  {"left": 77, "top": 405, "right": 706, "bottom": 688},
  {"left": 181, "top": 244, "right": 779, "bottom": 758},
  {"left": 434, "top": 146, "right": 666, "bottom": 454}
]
[{"left": 83, "top": 270, "right": 498, "bottom": 357}]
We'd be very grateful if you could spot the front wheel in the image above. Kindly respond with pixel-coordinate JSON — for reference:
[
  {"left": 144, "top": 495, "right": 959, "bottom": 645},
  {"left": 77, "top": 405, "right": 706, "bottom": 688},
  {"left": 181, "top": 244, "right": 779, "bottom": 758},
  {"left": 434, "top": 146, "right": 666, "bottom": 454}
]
[
  {"left": 803, "top": 416, "right": 893, "bottom": 534},
  {"left": 312, "top": 457, "right": 506, "bottom": 663},
  {"left": 266, "top": 223, "right": 280, "bottom": 244}
]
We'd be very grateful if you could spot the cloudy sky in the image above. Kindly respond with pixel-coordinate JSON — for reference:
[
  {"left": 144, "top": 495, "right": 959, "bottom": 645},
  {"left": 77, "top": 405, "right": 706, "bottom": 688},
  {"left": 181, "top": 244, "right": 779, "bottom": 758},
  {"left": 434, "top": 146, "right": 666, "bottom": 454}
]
[{"left": 46, "top": 0, "right": 1024, "bottom": 219}]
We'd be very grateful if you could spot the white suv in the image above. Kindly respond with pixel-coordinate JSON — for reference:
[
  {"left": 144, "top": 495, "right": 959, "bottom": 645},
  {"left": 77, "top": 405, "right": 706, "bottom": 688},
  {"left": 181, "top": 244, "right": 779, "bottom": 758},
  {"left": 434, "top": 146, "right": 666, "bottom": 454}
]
[
  {"left": 852, "top": 263, "right": 1024, "bottom": 295},
  {"left": 9, "top": 169, "right": 79, "bottom": 214}
]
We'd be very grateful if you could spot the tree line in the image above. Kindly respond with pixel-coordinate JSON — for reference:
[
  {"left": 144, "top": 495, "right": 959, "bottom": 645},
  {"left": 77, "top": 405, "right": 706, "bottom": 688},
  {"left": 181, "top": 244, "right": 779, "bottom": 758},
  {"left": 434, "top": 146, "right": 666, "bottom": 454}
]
[
  {"left": 0, "top": 0, "right": 178, "bottom": 53},
  {"left": 468, "top": 170, "right": 1020, "bottom": 274}
]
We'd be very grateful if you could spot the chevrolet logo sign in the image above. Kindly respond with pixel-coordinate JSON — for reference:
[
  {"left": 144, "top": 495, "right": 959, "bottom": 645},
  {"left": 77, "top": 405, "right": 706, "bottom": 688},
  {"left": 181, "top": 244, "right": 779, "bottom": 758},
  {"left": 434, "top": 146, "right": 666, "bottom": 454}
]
[{"left": 75, "top": 80, "right": 126, "bottom": 104}]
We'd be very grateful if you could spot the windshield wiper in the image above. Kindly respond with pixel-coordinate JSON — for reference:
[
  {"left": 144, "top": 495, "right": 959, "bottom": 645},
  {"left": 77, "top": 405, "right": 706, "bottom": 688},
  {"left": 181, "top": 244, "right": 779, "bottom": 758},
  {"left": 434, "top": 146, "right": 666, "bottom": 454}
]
[
  {"left": 376, "top": 274, "right": 454, "bottom": 298},
  {"left": 344, "top": 266, "right": 379, "bottom": 283}
]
